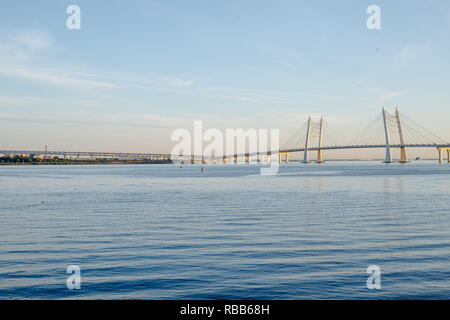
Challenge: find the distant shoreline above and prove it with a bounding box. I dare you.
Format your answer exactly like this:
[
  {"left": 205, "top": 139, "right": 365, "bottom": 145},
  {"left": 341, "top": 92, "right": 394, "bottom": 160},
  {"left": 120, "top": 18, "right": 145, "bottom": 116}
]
[
  {"left": 1, "top": 160, "right": 441, "bottom": 166},
  {"left": 0, "top": 159, "right": 173, "bottom": 165}
]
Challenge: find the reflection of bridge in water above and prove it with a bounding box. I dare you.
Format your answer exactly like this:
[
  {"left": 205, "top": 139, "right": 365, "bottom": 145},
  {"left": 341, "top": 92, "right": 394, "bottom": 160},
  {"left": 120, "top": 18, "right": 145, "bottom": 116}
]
[{"left": 2, "top": 107, "right": 450, "bottom": 164}]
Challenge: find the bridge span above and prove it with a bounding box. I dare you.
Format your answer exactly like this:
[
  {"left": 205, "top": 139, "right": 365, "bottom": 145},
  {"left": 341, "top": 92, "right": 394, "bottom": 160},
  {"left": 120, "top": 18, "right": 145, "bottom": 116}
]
[
  {"left": 2, "top": 107, "right": 450, "bottom": 164},
  {"left": 276, "top": 144, "right": 450, "bottom": 164},
  {"left": 220, "top": 107, "right": 450, "bottom": 164},
  {"left": 0, "top": 149, "right": 171, "bottom": 161}
]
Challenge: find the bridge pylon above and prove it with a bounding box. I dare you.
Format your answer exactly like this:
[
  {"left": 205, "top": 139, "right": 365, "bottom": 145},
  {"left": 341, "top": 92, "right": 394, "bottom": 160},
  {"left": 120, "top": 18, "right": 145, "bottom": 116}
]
[
  {"left": 317, "top": 116, "right": 324, "bottom": 163},
  {"left": 303, "top": 116, "right": 312, "bottom": 163},
  {"left": 302, "top": 116, "right": 325, "bottom": 164},
  {"left": 382, "top": 107, "right": 392, "bottom": 163},
  {"left": 382, "top": 107, "right": 409, "bottom": 163},
  {"left": 395, "top": 107, "right": 408, "bottom": 163}
]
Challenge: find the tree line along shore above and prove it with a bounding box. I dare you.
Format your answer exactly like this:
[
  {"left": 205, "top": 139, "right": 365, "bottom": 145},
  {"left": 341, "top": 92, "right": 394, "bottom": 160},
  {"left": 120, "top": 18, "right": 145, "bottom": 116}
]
[{"left": 0, "top": 155, "right": 173, "bottom": 165}]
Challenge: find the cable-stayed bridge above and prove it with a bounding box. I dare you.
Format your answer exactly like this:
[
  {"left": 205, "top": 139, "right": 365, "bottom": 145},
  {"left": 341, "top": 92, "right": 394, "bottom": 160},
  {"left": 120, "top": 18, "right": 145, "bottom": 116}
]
[
  {"left": 276, "top": 107, "right": 450, "bottom": 164},
  {"left": 218, "top": 107, "right": 450, "bottom": 164},
  {"left": 1, "top": 107, "right": 450, "bottom": 164}
]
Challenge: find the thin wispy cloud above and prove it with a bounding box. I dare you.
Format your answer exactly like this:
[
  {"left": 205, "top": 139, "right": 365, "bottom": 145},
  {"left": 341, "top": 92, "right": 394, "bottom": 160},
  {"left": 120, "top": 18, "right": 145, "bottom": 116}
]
[
  {"left": 392, "top": 43, "right": 433, "bottom": 68},
  {"left": 0, "top": 114, "right": 176, "bottom": 129},
  {"left": 259, "top": 42, "right": 302, "bottom": 59},
  {"left": 380, "top": 91, "right": 408, "bottom": 102},
  {"left": 0, "top": 65, "right": 124, "bottom": 89},
  {"left": 0, "top": 63, "right": 338, "bottom": 106},
  {"left": 0, "top": 28, "right": 338, "bottom": 106},
  {"left": 0, "top": 29, "right": 52, "bottom": 62},
  {"left": 16, "top": 30, "right": 52, "bottom": 52}
]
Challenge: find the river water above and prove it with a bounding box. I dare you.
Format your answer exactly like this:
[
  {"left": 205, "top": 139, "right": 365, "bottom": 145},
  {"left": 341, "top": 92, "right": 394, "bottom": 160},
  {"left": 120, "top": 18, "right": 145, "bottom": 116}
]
[{"left": 0, "top": 162, "right": 449, "bottom": 299}]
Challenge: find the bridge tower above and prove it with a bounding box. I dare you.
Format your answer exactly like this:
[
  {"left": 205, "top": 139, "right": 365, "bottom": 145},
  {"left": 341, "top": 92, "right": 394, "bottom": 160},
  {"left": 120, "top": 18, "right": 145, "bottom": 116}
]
[
  {"left": 303, "top": 116, "right": 312, "bottom": 163},
  {"left": 317, "top": 116, "right": 324, "bottom": 163},
  {"left": 382, "top": 107, "right": 392, "bottom": 163},
  {"left": 395, "top": 107, "right": 408, "bottom": 163}
]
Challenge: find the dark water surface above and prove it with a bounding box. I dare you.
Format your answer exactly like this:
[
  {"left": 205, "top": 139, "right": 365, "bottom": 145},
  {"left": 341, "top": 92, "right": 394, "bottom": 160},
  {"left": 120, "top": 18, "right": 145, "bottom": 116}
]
[{"left": 0, "top": 162, "right": 449, "bottom": 299}]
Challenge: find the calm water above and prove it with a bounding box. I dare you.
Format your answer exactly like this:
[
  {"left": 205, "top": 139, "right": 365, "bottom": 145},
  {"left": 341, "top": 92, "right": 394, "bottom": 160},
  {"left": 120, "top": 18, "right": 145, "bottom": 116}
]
[{"left": 0, "top": 162, "right": 449, "bottom": 299}]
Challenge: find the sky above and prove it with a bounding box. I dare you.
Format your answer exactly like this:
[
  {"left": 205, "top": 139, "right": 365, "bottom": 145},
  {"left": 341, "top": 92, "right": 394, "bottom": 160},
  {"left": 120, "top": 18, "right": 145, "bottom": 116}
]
[{"left": 0, "top": 0, "right": 450, "bottom": 157}]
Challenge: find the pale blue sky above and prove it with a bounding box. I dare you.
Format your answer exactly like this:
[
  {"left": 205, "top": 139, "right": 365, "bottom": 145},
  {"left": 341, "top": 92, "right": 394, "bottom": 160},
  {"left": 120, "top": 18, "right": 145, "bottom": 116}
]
[{"left": 0, "top": 0, "right": 450, "bottom": 153}]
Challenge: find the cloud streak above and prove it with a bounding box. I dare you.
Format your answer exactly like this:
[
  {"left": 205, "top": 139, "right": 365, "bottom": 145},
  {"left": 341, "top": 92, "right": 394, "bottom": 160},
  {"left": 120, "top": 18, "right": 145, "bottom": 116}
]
[
  {"left": 0, "top": 63, "right": 339, "bottom": 106},
  {"left": 0, "top": 65, "right": 124, "bottom": 89},
  {"left": 380, "top": 91, "right": 408, "bottom": 102},
  {"left": 0, "top": 29, "right": 52, "bottom": 62},
  {"left": 0, "top": 114, "right": 174, "bottom": 129}
]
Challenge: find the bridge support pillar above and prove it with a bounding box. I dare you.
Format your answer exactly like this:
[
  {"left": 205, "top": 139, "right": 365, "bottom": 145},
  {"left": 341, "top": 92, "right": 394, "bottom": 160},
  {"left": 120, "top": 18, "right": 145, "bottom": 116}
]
[
  {"left": 259, "top": 154, "right": 265, "bottom": 164},
  {"left": 438, "top": 147, "right": 450, "bottom": 164},
  {"left": 279, "top": 152, "right": 289, "bottom": 164},
  {"left": 400, "top": 147, "right": 407, "bottom": 163},
  {"left": 317, "top": 150, "right": 323, "bottom": 163}
]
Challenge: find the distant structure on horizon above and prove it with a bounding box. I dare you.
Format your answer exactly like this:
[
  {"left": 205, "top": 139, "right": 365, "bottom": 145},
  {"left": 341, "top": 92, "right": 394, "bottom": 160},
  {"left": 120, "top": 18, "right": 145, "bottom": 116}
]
[{"left": 1, "top": 107, "right": 450, "bottom": 164}]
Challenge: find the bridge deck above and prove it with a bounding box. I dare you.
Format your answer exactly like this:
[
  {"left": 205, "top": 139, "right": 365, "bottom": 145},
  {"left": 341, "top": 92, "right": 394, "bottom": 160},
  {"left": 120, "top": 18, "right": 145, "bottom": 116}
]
[
  {"left": 0, "top": 150, "right": 170, "bottom": 158},
  {"left": 280, "top": 143, "right": 450, "bottom": 153},
  {"left": 2, "top": 144, "right": 450, "bottom": 160}
]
